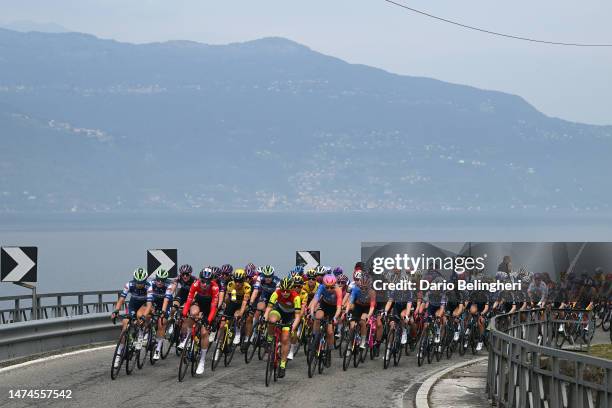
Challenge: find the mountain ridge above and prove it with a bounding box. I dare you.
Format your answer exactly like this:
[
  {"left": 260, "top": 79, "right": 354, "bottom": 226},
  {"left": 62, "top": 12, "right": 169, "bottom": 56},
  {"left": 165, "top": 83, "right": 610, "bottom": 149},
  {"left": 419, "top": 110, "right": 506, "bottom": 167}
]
[{"left": 0, "top": 28, "right": 610, "bottom": 213}]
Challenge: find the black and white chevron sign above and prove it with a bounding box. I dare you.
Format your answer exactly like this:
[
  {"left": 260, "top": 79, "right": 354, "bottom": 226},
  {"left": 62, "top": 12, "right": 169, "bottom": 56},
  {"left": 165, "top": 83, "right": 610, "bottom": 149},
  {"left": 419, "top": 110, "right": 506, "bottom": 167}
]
[
  {"left": 147, "top": 249, "right": 177, "bottom": 278},
  {"left": 296, "top": 251, "right": 320, "bottom": 271},
  {"left": 1, "top": 246, "right": 38, "bottom": 283}
]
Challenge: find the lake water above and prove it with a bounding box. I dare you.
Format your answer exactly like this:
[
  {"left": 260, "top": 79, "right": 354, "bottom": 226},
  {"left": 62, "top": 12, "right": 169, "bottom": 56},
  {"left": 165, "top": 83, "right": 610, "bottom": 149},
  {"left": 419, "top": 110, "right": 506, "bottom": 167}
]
[{"left": 1, "top": 212, "right": 611, "bottom": 296}]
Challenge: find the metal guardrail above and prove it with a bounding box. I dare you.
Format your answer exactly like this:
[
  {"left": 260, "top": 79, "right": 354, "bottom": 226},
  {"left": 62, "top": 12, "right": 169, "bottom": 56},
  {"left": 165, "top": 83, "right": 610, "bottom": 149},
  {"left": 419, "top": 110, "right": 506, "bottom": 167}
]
[
  {"left": 487, "top": 308, "right": 611, "bottom": 408},
  {"left": 0, "top": 291, "right": 120, "bottom": 324},
  {"left": 0, "top": 313, "right": 119, "bottom": 362}
]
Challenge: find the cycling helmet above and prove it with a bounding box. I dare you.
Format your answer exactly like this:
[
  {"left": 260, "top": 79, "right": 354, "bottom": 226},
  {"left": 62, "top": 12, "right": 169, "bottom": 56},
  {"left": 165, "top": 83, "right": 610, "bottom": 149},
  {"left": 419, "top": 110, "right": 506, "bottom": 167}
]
[
  {"left": 246, "top": 267, "right": 257, "bottom": 279},
  {"left": 279, "top": 277, "right": 293, "bottom": 291},
  {"left": 306, "top": 269, "right": 317, "bottom": 279},
  {"left": 133, "top": 267, "right": 148, "bottom": 282},
  {"left": 245, "top": 262, "right": 256, "bottom": 273},
  {"left": 200, "top": 267, "right": 213, "bottom": 280},
  {"left": 155, "top": 268, "right": 169, "bottom": 281},
  {"left": 315, "top": 265, "right": 326, "bottom": 276},
  {"left": 322, "top": 274, "right": 337, "bottom": 287},
  {"left": 210, "top": 266, "right": 221, "bottom": 277},
  {"left": 261, "top": 265, "right": 275, "bottom": 277},
  {"left": 354, "top": 261, "right": 364, "bottom": 271},
  {"left": 291, "top": 265, "right": 304, "bottom": 275},
  {"left": 220, "top": 264, "right": 233, "bottom": 275},
  {"left": 179, "top": 264, "right": 193, "bottom": 275},
  {"left": 233, "top": 268, "right": 246, "bottom": 281},
  {"left": 358, "top": 274, "right": 371, "bottom": 288},
  {"left": 337, "top": 274, "right": 349, "bottom": 286},
  {"left": 332, "top": 266, "right": 343, "bottom": 276},
  {"left": 292, "top": 275, "right": 304, "bottom": 287}
]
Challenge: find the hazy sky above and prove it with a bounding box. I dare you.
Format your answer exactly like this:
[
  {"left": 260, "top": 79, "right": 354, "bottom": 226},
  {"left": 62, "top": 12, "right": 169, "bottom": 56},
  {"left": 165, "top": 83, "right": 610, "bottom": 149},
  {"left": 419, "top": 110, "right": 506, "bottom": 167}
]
[{"left": 2, "top": 0, "right": 611, "bottom": 125}]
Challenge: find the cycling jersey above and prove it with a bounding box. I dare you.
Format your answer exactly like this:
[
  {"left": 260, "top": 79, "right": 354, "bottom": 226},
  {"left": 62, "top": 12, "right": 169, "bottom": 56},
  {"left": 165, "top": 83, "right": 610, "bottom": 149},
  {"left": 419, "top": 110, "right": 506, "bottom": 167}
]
[
  {"left": 314, "top": 284, "right": 343, "bottom": 308},
  {"left": 527, "top": 281, "right": 548, "bottom": 303},
  {"left": 121, "top": 280, "right": 153, "bottom": 302},
  {"left": 150, "top": 280, "right": 173, "bottom": 309},
  {"left": 268, "top": 289, "right": 301, "bottom": 313},
  {"left": 173, "top": 275, "right": 196, "bottom": 304},
  {"left": 226, "top": 281, "right": 252, "bottom": 301},
  {"left": 183, "top": 280, "right": 220, "bottom": 324},
  {"left": 253, "top": 275, "right": 279, "bottom": 301},
  {"left": 300, "top": 281, "right": 319, "bottom": 303},
  {"left": 349, "top": 285, "right": 376, "bottom": 308}
]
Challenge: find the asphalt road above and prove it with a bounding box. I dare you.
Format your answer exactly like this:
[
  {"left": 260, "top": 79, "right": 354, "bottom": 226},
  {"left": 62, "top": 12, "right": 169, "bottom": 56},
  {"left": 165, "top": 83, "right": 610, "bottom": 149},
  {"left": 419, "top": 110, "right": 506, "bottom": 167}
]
[{"left": 0, "top": 339, "right": 480, "bottom": 408}]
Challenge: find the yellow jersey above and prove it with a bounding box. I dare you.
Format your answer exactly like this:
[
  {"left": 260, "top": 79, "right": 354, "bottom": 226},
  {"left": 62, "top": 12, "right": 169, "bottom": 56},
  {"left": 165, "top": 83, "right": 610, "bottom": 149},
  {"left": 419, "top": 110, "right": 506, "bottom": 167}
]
[
  {"left": 300, "top": 281, "right": 319, "bottom": 305},
  {"left": 226, "top": 281, "right": 252, "bottom": 302}
]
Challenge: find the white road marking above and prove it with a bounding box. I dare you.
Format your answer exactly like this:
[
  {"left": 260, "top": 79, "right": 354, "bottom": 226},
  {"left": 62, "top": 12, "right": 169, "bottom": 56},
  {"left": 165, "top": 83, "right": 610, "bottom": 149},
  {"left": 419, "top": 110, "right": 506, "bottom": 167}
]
[{"left": 0, "top": 345, "right": 114, "bottom": 374}]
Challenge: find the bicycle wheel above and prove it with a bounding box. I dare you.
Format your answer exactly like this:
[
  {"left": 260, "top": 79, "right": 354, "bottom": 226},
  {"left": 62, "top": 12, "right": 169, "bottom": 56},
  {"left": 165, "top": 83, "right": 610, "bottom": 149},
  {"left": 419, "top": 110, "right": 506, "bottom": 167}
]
[
  {"left": 265, "top": 341, "right": 275, "bottom": 387},
  {"left": 111, "top": 331, "right": 128, "bottom": 380},
  {"left": 178, "top": 336, "right": 192, "bottom": 382},
  {"left": 307, "top": 334, "right": 320, "bottom": 378},
  {"left": 383, "top": 327, "right": 394, "bottom": 369},
  {"left": 273, "top": 344, "right": 279, "bottom": 382},
  {"left": 426, "top": 335, "right": 433, "bottom": 364},
  {"left": 417, "top": 335, "right": 426, "bottom": 367},
  {"left": 136, "top": 326, "right": 149, "bottom": 369},
  {"left": 317, "top": 347, "right": 325, "bottom": 374},
  {"left": 458, "top": 330, "right": 466, "bottom": 356},
  {"left": 225, "top": 338, "right": 237, "bottom": 367},
  {"left": 148, "top": 333, "right": 158, "bottom": 366},
  {"left": 245, "top": 326, "right": 260, "bottom": 364},
  {"left": 393, "top": 333, "right": 402, "bottom": 367},
  {"left": 208, "top": 337, "right": 222, "bottom": 371},
  {"left": 190, "top": 336, "right": 202, "bottom": 376},
  {"left": 342, "top": 330, "right": 354, "bottom": 371},
  {"left": 160, "top": 319, "right": 175, "bottom": 359}
]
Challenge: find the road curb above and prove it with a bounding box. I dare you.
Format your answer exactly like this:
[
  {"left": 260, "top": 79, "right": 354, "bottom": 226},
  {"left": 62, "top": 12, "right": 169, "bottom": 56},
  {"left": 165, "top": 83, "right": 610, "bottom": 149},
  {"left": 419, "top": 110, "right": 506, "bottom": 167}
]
[{"left": 414, "top": 356, "right": 488, "bottom": 408}]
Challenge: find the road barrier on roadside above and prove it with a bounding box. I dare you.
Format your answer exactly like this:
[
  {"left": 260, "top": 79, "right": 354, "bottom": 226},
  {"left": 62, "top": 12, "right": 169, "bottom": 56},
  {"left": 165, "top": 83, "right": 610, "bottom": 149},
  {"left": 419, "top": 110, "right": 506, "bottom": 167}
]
[
  {"left": 487, "top": 308, "right": 611, "bottom": 408},
  {"left": 0, "top": 313, "right": 119, "bottom": 362},
  {"left": 0, "top": 290, "right": 120, "bottom": 324}
]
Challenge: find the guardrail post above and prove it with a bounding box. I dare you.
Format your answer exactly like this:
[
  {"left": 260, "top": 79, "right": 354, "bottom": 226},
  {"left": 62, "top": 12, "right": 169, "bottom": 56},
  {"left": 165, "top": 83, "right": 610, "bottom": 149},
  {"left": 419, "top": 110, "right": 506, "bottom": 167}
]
[
  {"left": 98, "top": 294, "right": 103, "bottom": 313},
  {"left": 78, "top": 294, "right": 84, "bottom": 315},
  {"left": 14, "top": 298, "right": 20, "bottom": 323},
  {"left": 56, "top": 295, "right": 62, "bottom": 317}
]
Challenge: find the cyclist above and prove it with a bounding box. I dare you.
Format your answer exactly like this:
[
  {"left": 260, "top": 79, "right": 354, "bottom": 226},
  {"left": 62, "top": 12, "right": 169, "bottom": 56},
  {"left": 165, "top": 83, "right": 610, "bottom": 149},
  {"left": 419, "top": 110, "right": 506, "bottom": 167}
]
[
  {"left": 383, "top": 268, "right": 412, "bottom": 345},
  {"left": 220, "top": 268, "right": 251, "bottom": 347},
  {"left": 310, "top": 274, "right": 342, "bottom": 360},
  {"left": 150, "top": 269, "right": 173, "bottom": 360},
  {"left": 314, "top": 265, "right": 326, "bottom": 284},
  {"left": 171, "top": 264, "right": 196, "bottom": 313},
  {"left": 468, "top": 274, "right": 493, "bottom": 351},
  {"left": 248, "top": 265, "right": 278, "bottom": 344},
  {"left": 111, "top": 267, "right": 153, "bottom": 366},
  {"left": 217, "top": 264, "right": 233, "bottom": 309},
  {"left": 527, "top": 273, "right": 548, "bottom": 307},
  {"left": 422, "top": 268, "right": 448, "bottom": 353},
  {"left": 345, "top": 271, "right": 376, "bottom": 349},
  {"left": 180, "top": 267, "right": 219, "bottom": 375},
  {"left": 264, "top": 277, "right": 301, "bottom": 378}
]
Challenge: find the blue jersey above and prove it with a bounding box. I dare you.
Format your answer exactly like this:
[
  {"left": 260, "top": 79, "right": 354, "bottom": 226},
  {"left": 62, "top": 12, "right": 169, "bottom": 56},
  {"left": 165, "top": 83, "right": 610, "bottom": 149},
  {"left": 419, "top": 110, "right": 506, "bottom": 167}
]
[
  {"left": 121, "top": 280, "right": 153, "bottom": 302},
  {"left": 314, "top": 284, "right": 342, "bottom": 306},
  {"left": 150, "top": 280, "right": 173, "bottom": 303},
  {"left": 349, "top": 285, "right": 372, "bottom": 306},
  {"left": 253, "top": 275, "right": 279, "bottom": 297}
]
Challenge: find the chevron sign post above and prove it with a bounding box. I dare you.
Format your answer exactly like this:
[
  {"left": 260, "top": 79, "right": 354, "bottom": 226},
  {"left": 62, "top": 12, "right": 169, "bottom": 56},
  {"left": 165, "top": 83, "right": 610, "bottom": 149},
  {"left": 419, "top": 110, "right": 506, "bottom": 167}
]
[
  {"left": 296, "top": 251, "right": 320, "bottom": 271},
  {"left": 147, "top": 249, "right": 177, "bottom": 279},
  {"left": 1, "top": 246, "right": 38, "bottom": 284}
]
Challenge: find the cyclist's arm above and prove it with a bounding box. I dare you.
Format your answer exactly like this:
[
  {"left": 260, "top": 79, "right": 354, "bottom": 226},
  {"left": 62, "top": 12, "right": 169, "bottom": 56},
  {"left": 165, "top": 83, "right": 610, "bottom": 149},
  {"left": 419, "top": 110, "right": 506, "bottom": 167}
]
[
  {"left": 161, "top": 283, "right": 174, "bottom": 315},
  {"left": 334, "top": 287, "right": 343, "bottom": 318},
  {"left": 182, "top": 282, "right": 197, "bottom": 317},
  {"left": 264, "top": 291, "right": 278, "bottom": 321},
  {"left": 207, "top": 283, "right": 219, "bottom": 324},
  {"left": 292, "top": 295, "right": 302, "bottom": 331},
  {"left": 367, "top": 289, "right": 376, "bottom": 319},
  {"left": 114, "top": 282, "right": 130, "bottom": 312}
]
